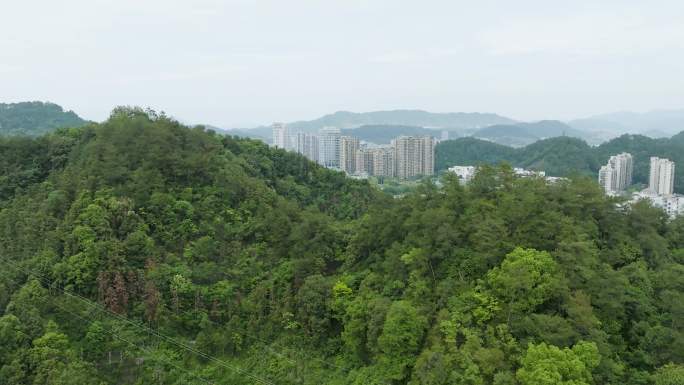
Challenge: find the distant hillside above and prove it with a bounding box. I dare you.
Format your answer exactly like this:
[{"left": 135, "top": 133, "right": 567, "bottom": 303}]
[
  {"left": 436, "top": 136, "right": 597, "bottom": 177},
  {"left": 569, "top": 109, "right": 684, "bottom": 138},
  {"left": 0, "top": 101, "right": 88, "bottom": 136},
  {"left": 204, "top": 124, "right": 271, "bottom": 142},
  {"left": 341, "top": 125, "right": 442, "bottom": 144},
  {"left": 437, "top": 132, "right": 684, "bottom": 192},
  {"left": 519, "top": 136, "right": 598, "bottom": 177},
  {"left": 232, "top": 109, "right": 515, "bottom": 137},
  {"left": 473, "top": 120, "right": 587, "bottom": 147},
  {"left": 595, "top": 134, "right": 684, "bottom": 191},
  {"left": 288, "top": 110, "right": 516, "bottom": 131},
  {"left": 435, "top": 137, "right": 516, "bottom": 168}
]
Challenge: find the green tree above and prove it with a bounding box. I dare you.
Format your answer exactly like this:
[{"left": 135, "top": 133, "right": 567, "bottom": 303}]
[
  {"left": 377, "top": 300, "right": 427, "bottom": 381},
  {"left": 516, "top": 341, "right": 600, "bottom": 385},
  {"left": 485, "top": 247, "right": 562, "bottom": 317}
]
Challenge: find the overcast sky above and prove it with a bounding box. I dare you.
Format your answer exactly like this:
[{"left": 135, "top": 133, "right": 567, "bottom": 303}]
[{"left": 3, "top": 0, "right": 684, "bottom": 127}]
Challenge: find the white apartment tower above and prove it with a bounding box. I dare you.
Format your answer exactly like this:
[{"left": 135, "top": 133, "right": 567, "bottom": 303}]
[
  {"left": 649, "top": 157, "right": 675, "bottom": 196},
  {"left": 340, "top": 136, "right": 360, "bottom": 174},
  {"left": 392, "top": 136, "right": 435, "bottom": 179},
  {"left": 598, "top": 152, "right": 633, "bottom": 193},
  {"left": 598, "top": 165, "right": 617, "bottom": 193},
  {"left": 319, "top": 127, "right": 341, "bottom": 169},
  {"left": 272, "top": 123, "right": 288, "bottom": 149},
  {"left": 294, "top": 133, "right": 319, "bottom": 163},
  {"left": 608, "top": 153, "right": 633, "bottom": 191}
]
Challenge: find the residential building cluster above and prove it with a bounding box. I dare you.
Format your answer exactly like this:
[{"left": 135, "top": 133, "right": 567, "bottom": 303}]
[
  {"left": 447, "top": 165, "right": 557, "bottom": 185},
  {"left": 596, "top": 152, "right": 682, "bottom": 217},
  {"left": 272, "top": 123, "right": 435, "bottom": 179},
  {"left": 629, "top": 157, "right": 681, "bottom": 217}
]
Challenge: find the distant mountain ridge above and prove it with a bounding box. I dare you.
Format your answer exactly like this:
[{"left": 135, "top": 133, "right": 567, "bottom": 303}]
[
  {"left": 568, "top": 109, "right": 684, "bottom": 139},
  {"left": 224, "top": 111, "right": 608, "bottom": 147},
  {"left": 0, "top": 101, "right": 88, "bottom": 136},
  {"left": 472, "top": 120, "right": 587, "bottom": 147},
  {"left": 226, "top": 109, "right": 517, "bottom": 142},
  {"left": 286, "top": 109, "right": 517, "bottom": 131},
  {"left": 341, "top": 125, "right": 442, "bottom": 144},
  {"left": 225, "top": 108, "right": 684, "bottom": 146}
]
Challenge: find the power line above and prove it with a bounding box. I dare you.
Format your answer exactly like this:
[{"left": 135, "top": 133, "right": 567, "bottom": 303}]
[
  {"left": 2, "top": 257, "right": 276, "bottom": 385},
  {"left": 6, "top": 254, "right": 347, "bottom": 374},
  {"left": 47, "top": 296, "right": 216, "bottom": 385}
]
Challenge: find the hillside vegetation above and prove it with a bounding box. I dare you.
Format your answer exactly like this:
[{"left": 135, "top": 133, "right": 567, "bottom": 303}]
[
  {"left": 472, "top": 120, "right": 586, "bottom": 147},
  {"left": 0, "top": 108, "right": 682, "bottom": 384},
  {"left": 0, "top": 101, "right": 87, "bottom": 136}
]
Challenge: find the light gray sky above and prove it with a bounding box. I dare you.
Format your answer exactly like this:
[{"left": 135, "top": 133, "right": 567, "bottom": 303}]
[{"left": 3, "top": 0, "right": 684, "bottom": 127}]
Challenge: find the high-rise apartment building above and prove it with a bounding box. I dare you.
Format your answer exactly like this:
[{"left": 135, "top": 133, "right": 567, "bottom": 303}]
[
  {"left": 340, "top": 136, "right": 360, "bottom": 174},
  {"left": 354, "top": 147, "right": 395, "bottom": 177},
  {"left": 272, "top": 122, "right": 288, "bottom": 149},
  {"left": 356, "top": 148, "right": 374, "bottom": 175},
  {"left": 373, "top": 147, "right": 395, "bottom": 178},
  {"left": 294, "top": 132, "right": 319, "bottom": 163},
  {"left": 319, "top": 127, "right": 341, "bottom": 168},
  {"left": 608, "top": 153, "right": 633, "bottom": 191},
  {"left": 598, "top": 165, "right": 617, "bottom": 193},
  {"left": 649, "top": 157, "right": 675, "bottom": 195},
  {"left": 392, "top": 136, "right": 435, "bottom": 179},
  {"left": 598, "top": 153, "right": 633, "bottom": 193}
]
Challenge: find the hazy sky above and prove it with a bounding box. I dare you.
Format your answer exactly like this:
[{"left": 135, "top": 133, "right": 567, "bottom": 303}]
[{"left": 3, "top": 0, "right": 684, "bottom": 127}]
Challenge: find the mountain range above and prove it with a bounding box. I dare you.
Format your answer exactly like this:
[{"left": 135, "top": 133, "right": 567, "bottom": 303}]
[
  {"left": 226, "top": 110, "right": 517, "bottom": 144},
  {"left": 5, "top": 102, "right": 684, "bottom": 150},
  {"left": 569, "top": 110, "right": 684, "bottom": 139},
  {"left": 225, "top": 108, "right": 684, "bottom": 147}
]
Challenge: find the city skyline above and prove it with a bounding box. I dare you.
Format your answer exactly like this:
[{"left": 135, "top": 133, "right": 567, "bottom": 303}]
[{"left": 272, "top": 123, "right": 436, "bottom": 179}]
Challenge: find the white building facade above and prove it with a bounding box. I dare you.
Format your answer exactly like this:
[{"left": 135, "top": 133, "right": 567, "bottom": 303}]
[
  {"left": 272, "top": 123, "right": 288, "bottom": 149},
  {"left": 598, "top": 153, "right": 633, "bottom": 194},
  {"left": 649, "top": 157, "right": 675, "bottom": 196},
  {"left": 319, "top": 127, "right": 342, "bottom": 169}
]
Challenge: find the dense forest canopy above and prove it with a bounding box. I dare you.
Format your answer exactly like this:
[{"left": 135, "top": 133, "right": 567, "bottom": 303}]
[
  {"left": 0, "top": 108, "right": 683, "bottom": 384},
  {"left": 0, "top": 102, "right": 87, "bottom": 136},
  {"left": 436, "top": 134, "right": 684, "bottom": 193}
]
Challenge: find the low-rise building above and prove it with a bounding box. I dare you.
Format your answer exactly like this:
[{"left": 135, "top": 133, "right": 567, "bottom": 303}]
[
  {"left": 630, "top": 190, "right": 684, "bottom": 218},
  {"left": 448, "top": 165, "right": 560, "bottom": 185},
  {"left": 448, "top": 166, "right": 477, "bottom": 185}
]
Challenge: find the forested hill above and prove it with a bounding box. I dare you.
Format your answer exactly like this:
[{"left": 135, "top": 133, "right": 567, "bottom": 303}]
[
  {"left": 437, "top": 133, "right": 684, "bottom": 193},
  {"left": 0, "top": 101, "right": 88, "bottom": 136},
  {"left": 341, "top": 125, "right": 441, "bottom": 144},
  {"left": 1, "top": 108, "right": 683, "bottom": 384}
]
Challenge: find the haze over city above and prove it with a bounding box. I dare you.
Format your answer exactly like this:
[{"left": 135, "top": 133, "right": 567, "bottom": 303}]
[{"left": 4, "top": 0, "right": 684, "bottom": 126}]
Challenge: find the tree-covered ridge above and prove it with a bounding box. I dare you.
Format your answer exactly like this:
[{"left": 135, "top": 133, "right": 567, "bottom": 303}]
[
  {"left": 437, "top": 133, "right": 684, "bottom": 192},
  {"left": 0, "top": 109, "right": 682, "bottom": 384},
  {"left": 0, "top": 101, "right": 87, "bottom": 136}
]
